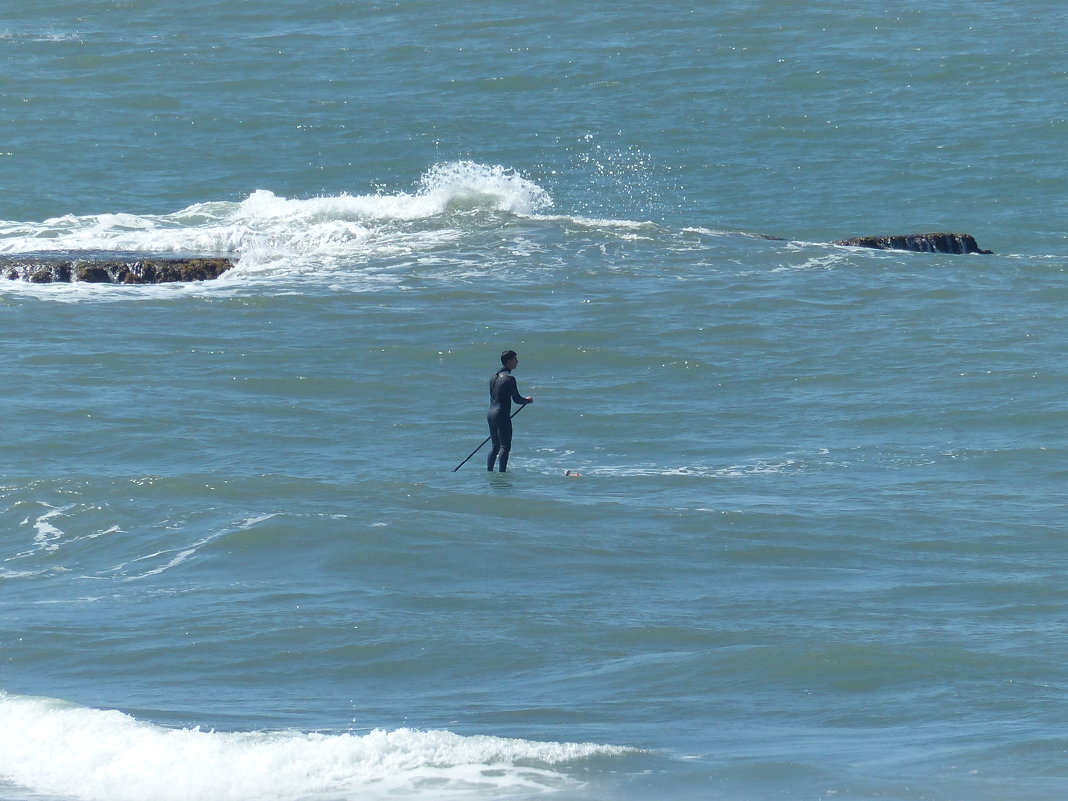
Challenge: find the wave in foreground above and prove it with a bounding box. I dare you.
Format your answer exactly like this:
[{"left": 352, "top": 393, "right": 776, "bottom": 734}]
[{"left": 0, "top": 692, "right": 628, "bottom": 801}]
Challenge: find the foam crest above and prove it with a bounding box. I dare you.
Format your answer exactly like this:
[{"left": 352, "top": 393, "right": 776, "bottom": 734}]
[
  {"left": 0, "top": 693, "right": 626, "bottom": 801},
  {"left": 0, "top": 162, "right": 553, "bottom": 274},
  {"left": 417, "top": 161, "right": 552, "bottom": 216}
]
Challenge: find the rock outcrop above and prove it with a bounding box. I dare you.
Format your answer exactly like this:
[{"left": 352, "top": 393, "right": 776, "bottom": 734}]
[
  {"left": 0, "top": 232, "right": 995, "bottom": 286},
  {"left": 833, "top": 233, "right": 992, "bottom": 254},
  {"left": 1, "top": 255, "right": 234, "bottom": 283}
]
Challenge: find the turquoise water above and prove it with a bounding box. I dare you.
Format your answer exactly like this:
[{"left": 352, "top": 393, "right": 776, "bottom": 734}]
[{"left": 2, "top": 2, "right": 1068, "bottom": 800}]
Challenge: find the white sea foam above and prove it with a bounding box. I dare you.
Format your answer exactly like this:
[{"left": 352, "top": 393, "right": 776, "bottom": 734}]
[
  {"left": 0, "top": 692, "right": 627, "bottom": 801},
  {"left": 0, "top": 162, "right": 691, "bottom": 297},
  {"left": 0, "top": 162, "right": 554, "bottom": 279},
  {"left": 13, "top": 504, "right": 74, "bottom": 556},
  {"left": 530, "top": 456, "right": 809, "bottom": 479},
  {"left": 28, "top": 506, "right": 68, "bottom": 552}
]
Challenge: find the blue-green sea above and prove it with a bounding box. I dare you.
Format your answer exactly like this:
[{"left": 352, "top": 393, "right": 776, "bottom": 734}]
[{"left": 2, "top": 2, "right": 1067, "bottom": 800}]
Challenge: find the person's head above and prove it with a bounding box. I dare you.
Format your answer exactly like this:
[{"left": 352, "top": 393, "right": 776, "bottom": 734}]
[{"left": 500, "top": 349, "right": 518, "bottom": 368}]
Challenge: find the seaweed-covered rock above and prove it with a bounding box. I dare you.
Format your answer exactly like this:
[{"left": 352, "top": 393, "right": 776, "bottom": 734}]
[
  {"left": 26, "top": 262, "right": 73, "bottom": 283},
  {"left": 76, "top": 265, "right": 113, "bottom": 283},
  {"left": 1, "top": 254, "right": 235, "bottom": 283},
  {"left": 834, "top": 233, "right": 992, "bottom": 254}
]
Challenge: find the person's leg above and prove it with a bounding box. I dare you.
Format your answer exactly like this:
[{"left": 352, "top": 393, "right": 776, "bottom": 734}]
[
  {"left": 497, "top": 417, "right": 513, "bottom": 472},
  {"left": 487, "top": 420, "right": 501, "bottom": 470}
]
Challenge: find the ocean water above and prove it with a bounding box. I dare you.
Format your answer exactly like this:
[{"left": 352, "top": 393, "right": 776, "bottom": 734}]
[{"left": 2, "top": 2, "right": 1067, "bottom": 800}]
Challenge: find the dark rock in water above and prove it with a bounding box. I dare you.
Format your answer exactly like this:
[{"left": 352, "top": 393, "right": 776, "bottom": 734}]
[
  {"left": 76, "top": 265, "right": 112, "bottom": 283},
  {"left": 0, "top": 254, "right": 235, "bottom": 283},
  {"left": 833, "top": 233, "right": 992, "bottom": 255},
  {"left": 29, "top": 263, "right": 70, "bottom": 283}
]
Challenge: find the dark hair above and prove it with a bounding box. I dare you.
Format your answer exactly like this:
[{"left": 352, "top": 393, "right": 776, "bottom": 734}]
[{"left": 500, "top": 350, "right": 517, "bottom": 365}]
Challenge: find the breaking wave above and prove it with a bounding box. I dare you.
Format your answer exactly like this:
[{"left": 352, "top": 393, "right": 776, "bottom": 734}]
[
  {"left": 0, "top": 692, "right": 629, "bottom": 801},
  {"left": 0, "top": 162, "right": 554, "bottom": 278}
]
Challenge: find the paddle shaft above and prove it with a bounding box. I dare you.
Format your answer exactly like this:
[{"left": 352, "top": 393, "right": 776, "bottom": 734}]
[{"left": 452, "top": 403, "right": 526, "bottom": 472}]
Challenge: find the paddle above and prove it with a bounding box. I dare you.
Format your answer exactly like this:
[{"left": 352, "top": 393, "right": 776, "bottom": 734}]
[{"left": 452, "top": 403, "right": 527, "bottom": 472}]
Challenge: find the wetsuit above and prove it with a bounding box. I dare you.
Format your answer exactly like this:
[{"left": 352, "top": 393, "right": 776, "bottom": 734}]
[{"left": 487, "top": 367, "right": 531, "bottom": 471}]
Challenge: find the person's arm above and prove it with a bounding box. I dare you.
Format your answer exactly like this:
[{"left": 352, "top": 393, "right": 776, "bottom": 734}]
[{"left": 508, "top": 375, "right": 532, "bottom": 404}]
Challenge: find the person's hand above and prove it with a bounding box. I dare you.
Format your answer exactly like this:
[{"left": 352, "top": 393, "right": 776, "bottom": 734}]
[{"left": 525, "top": 396, "right": 533, "bottom": 403}]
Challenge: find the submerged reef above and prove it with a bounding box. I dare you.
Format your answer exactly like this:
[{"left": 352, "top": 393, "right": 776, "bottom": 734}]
[{"left": 1, "top": 254, "right": 234, "bottom": 284}]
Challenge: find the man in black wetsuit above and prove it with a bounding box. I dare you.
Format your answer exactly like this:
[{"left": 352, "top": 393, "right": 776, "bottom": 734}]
[{"left": 487, "top": 350, "right": 533, "bottom": 472}]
